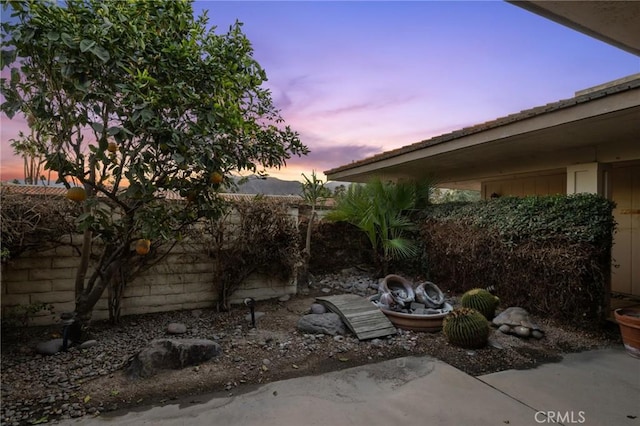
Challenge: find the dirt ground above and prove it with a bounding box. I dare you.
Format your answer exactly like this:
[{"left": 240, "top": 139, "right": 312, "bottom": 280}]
[{"left": 83, "top": 289, "right": 620, "bottom": 415}]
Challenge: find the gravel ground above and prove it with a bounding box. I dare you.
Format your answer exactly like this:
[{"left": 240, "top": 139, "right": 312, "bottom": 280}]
[{"left": 0, "top": 270, "right": 621, "bottom": 426}]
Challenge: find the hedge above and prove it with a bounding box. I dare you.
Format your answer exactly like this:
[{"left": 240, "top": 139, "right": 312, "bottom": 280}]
[{"left": 417, "top": 194, "right": 615, "bottom": 326}]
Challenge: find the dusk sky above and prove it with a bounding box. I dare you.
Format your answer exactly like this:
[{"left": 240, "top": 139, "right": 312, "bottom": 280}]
[{"left": 1, "top": 1, "right": 638, "bottom": 183}]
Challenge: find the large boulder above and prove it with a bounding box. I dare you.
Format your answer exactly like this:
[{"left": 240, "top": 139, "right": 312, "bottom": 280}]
[
  {"left": 125, "top": 339, "right": 221, "bottom": 378},
  {"left": 297, "top": 313, "right": 346, "bottom": 336}
]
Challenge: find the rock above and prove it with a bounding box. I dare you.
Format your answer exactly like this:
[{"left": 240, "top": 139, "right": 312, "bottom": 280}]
[
  {"left": 310, "top": 303, "right": 327, "bottom": 314},
  {"left": 167, "top": 323, "right": 187, "bottom": 334},
  {"left": 36, "top": 339, "right": 64, "bottom": 356},
  {"left": 498, "top": 324, "right": 512, "bottom": 334},
  {"left": 278, "top": 294, "right": 291, "bottom": 302},
  {"left": 488, "top": 339, "right": 504, "bottom": 350},
  {"left": 410, "top": 302, "right": 426, "bottom": 311},
  {"left": 370, "top": 338, "right": 383, "bottom": 348},
  {"left": 339, "top": 282, "right": 354, "bottom": 290},
  {"left": 340, "top": 267, "right": 359, "bottom": 275},
  {"left": 297, "top": 313, "right": 346, "bottom": 336},
  {"left": 514, "top": 326, "right": 530, "bottom": 337},
  {"left": 320, "top": 288, "right": 331, "bottom": 294},
  {"left": 79, "top": 340, "right": 98, "bottom": 349},
  {"left": 191, "top": 310, "right": 203, "bottom": 318},
  {"left": 531, "top": 330, "right": 544, "bottom": 339},
  {"left": 125, "top": 339, "right": 221, "bottom": 379},
  {"left": 354, "top": 282, "right": 370, "bottom": 292},
  {"left": 333, "top": 335, "right": 345, "bottom": 342}
]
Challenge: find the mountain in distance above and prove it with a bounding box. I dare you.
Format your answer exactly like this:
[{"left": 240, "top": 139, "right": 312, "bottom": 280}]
[{"left": 231, "top": 175, "right": 344, "bottom": 196}]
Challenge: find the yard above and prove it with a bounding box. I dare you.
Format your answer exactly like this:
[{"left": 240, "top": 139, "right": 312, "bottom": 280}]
[{"left": 0, "top": 269, "right": 621, "bottom": 426}]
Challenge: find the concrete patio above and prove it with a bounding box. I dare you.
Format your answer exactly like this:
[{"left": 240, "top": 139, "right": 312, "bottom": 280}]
[{"left": 57, "top": 347, "right": 639, "bottom": 426}]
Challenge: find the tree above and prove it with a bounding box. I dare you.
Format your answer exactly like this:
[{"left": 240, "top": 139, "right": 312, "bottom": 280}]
[
  {"left": 298, "top": 171, "right": 329, "bottom": 286},
  {"left": 300, "top": 170, "right": 329, "bottom": 256},
  {"left": 1, "top": 0, "right": 307, "bottom": 325},
  {"left": 432, "top": 188, "right": 480, "bottom": 203},
  {"left": 326, "top": 178, "right": 432, "bottom": 276},
  {"left": 9, "top": 118, "right": 49, "bottom": 185}
]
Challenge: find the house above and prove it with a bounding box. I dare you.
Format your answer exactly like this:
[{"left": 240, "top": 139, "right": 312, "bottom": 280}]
[{"left": 325, "top": 2, "right": 640, "bottom": 299}]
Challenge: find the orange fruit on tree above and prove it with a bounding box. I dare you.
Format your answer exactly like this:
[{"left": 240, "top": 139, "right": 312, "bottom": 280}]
[
  {"left": 135, "top": 239, "right": 151, "bottom": 255},
  {"left": 209, "top": 171, "right": 223, "bottom": 185},
  {"left": 66, "top": 187, "right": 87, "bottom": 202},
  {"left": 107, "top": 141, "right": 118, "bottom": 153}
]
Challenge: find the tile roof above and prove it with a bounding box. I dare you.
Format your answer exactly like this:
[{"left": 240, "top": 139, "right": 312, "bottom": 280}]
[{"left": 325, "top": 75, "right": 640, "bottom": 175}]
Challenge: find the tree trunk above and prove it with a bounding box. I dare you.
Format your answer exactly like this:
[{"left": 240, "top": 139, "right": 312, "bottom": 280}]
[{"left": 305, "top": 207, "right": 316, "bottom": 256}]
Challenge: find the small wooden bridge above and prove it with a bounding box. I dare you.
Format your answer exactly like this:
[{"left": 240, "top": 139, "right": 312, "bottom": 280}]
[{"left": 316, "top": 294, "right": 397, "bottom": 341}]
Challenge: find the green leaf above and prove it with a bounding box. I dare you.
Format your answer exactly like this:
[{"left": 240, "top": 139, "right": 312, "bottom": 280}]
[
  {"left": 0, "top": 49, "right": 17, "bottom": 68},
  {"left": 10, "top": 67, "right": 19, "bottom": 84},
  {"left": 79, "top": 39, "right": 96, "bottom": 52},
  {"left": 90, "top": 122, "right": 104, "bottom": 133},
  {"left": 106, "top": 126, "right": 120, "bottom": 136},
  {"left": 90, "top": 45, "right": 110, "bottom": 62},
  {"left": 46, "top": 31, "right": 60, "bottom": 41},
  {"left": 61, "top": 33, "right": 74, "bottom": 48},
  {"left": 140, "top": 109, "right": 154, "bottom": 122}
]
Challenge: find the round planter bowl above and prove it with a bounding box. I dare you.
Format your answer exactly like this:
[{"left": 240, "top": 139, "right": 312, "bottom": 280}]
[
  {"left": 614, "top": 308, "right": 640, "bottom": 359},
  {"left": 370, "top": 295, "right": 452, "bottom": 332}
]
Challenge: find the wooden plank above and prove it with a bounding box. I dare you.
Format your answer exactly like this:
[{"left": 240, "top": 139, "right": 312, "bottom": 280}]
[{"left": 316, "top": 294, "right": 396, "bottom": 341}]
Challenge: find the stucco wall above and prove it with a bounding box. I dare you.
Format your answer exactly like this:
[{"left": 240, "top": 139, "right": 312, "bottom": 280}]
[
  {"left": 0, "top": 238, "right": 297, "bottom": 326},
  {"left": 1, "top": 199, "right": 300, "bottom": 326}
]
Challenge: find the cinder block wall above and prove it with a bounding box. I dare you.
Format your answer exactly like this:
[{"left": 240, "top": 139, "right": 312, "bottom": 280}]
[{"left": 1, "top": 206, "right": 300, "bottom": 326}]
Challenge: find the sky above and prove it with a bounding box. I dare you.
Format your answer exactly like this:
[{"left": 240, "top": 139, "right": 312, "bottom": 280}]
[{"left": 1, "top": 0, "right": 638, "bottom": 183}]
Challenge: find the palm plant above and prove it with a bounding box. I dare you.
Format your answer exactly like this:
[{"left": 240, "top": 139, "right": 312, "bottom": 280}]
[{"left": 327, "top": 177, "right": 433, "bottom": 275}]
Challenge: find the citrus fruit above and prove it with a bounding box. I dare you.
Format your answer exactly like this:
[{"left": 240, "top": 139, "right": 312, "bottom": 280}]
[
  {"left": 135, "top": 239, "right": 151, "bottom": 255},
  {"left": 66, "top": 187, "right": 86, "bottom": 202},
  {"left": 209, "top": 172, "right": 223, "bottom": 185}
]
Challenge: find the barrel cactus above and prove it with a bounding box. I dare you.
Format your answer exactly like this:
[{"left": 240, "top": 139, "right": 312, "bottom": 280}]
[
  {"left": 443, "top": 307, "right": 490, "bottom": 349},
  {"left": 460, "top": 288, "right": 499, "bottom": 320}
]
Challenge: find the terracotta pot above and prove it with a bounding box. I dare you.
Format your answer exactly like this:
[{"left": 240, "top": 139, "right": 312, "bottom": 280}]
[
  {"left": 370, "top": 295, "right": 452, "bottom": 332},
  {"left": 614, "top": 308, "right": 640, "bottom": 359}
]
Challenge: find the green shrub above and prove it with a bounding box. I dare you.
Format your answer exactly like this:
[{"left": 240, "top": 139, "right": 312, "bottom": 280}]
[{"left": 2, "top": 302, "right": 55, "bottom": 328}]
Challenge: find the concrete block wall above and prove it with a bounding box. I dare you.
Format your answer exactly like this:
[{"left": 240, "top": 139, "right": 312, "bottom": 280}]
[{"left": 1, "top": 238, "right": 297, "bottom": 327}]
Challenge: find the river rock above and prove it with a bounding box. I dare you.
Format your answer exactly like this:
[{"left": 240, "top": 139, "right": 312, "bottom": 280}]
[
  {"left": 79, "top": 340, "right": 98, "bottom": 349},
  {"left": 125, "top": 338, "right": 221, "bottom": 378},
  {"left": 297, "top": 313, "right": 346, "bottom": 336},
  {"left": 35, "top": 339, "right": 64, "bottom": 356},
  {"left": 310, "top": 303, "right": 327, "bottom": 314},
  {"left": 167, "top": 323, "right": 187, "bottom": 334}
]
